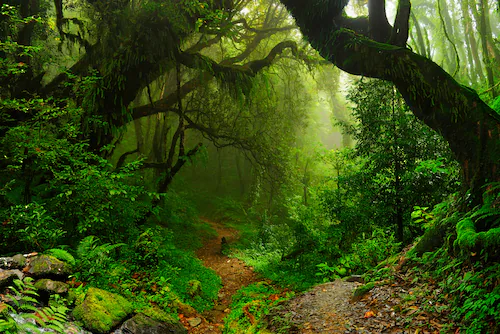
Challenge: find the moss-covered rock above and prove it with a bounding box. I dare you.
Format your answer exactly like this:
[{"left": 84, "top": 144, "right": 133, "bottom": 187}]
[
  {"left": 27, "top": 255, "right": 71, "bottom": 277},
  {"left": 45, "top": 249, "right": 76, "bottom": 267},
  {"left": 72, "top": 287, "right": 133, "bottom": 333},
  {"left": 34, "top": 278, "right": 69, "bottom": 294},
  {"left": 119, "top": 313, "right": 186, "bottom": 334},
  {"left": 12, "top": 254, "right": 26, "bottom": 268}
]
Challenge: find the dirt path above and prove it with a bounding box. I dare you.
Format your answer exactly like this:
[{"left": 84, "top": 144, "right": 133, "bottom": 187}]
[
  {"left": 270, "top": 276, "right": 452, "bottom": 333},
  {"left": 183, "top": 218, "right": 261, "bottom": 333}
]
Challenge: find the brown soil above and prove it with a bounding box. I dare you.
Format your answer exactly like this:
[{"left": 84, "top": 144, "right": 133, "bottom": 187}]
[
  {"left": 182, "top": 218, "right": 262, "bottom": 333},
  {"left": 182, "top": 220, "right": 453, "bottom": 333}
]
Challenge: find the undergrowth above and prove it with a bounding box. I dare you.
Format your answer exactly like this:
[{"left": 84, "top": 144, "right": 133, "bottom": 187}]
[{"left": 223, "top": 282, "right": 294, "bottom": 334}]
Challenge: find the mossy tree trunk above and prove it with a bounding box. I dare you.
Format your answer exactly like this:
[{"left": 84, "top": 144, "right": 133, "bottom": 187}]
[{"left": 281, "top": 0, "right": 500, "bottom": 207}]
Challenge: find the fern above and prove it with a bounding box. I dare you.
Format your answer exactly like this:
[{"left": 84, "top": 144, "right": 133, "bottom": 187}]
[
  {"left": 75, "top": 235, "right": 125, "bottom": 280},
  {"left": 1, "top": 278, "right": 69, "bottom": 333},
  {"left": 45, "top": 248, "right": 76, "bottom": 267}
]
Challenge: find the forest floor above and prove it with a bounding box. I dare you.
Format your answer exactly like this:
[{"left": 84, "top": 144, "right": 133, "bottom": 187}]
[
  {"left": 183, "top": 220, "right": 453, "bottom": 333},
  {"left": 182, "top": 218, "right": 263, "bottom": 333}
]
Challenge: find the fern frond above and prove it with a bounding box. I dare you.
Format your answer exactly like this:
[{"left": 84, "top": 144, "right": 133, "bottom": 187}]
[
  {"left": 20, "top": 296, "right": 39, "bottom": 304},
  {"left": 23, "top": 289, "right": 40, "bottom": 297},
  {"left": 46, "top": 322, "right": 65, "bottom": 333},
  {"left": 20, "top": 304, "right": 39, "bottom": 312}
]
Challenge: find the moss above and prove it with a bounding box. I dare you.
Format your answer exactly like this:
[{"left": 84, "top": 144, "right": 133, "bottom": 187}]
[
  {"left": 45, "top": 249, "right": 76, "bottom": 267},
  {"left": 187, "top": 279, "right": 202, "bottom": 297},
  {"left": 28, "top": 255, "right": 71, "bottom": 277},
  {"left": 34, "top": 279, "right": 69, "bottom": 294},
  {"left": 141, "top": 306, "right": 177, "bottom": 324},
  {"left": 352, "top": 282, "right": 375, "bottom": 300},
  {"left": 455, "top": 218, "right": 479, "bottom": 250},
  {"left": 72, "top": 287, "right": 133, "bottom": 333}
]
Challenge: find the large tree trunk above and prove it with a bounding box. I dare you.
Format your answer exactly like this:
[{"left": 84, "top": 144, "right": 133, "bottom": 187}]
[{"left": 280, "top": 0, "right": 500, "bottom": 206}]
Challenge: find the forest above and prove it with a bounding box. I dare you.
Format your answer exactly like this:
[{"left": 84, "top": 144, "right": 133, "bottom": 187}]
[{"left": 0, "top": 0, "right": 499, "bottom": 333}]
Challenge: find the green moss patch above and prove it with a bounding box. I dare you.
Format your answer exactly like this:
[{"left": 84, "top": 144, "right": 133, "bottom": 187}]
[{"left": 72, "top": 287, "right": 133, "bottom": 333}]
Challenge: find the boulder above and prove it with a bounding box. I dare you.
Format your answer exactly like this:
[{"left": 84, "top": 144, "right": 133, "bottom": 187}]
[
  {"left": 27, "top": 255, "right": 71, "bottom": 277},
  {"left": 119, "top": 313, "right": 187, "bottom": 334},
  {"left": 12, "top": 254, "right": 26, "bottom": 268},
  {"left": 0, "top": 269, "right": 23, "bottom": 289},
  {"left": 34, "top": 278, "right": 69, "bottom": 294},
  {"left": 72, "top": 287, "right": 133, "bottom": 333}
]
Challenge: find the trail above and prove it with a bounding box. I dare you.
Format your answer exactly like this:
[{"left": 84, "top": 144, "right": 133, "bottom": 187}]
[{"left": 183, "top": 218, "right": 261, "bottom": 333}]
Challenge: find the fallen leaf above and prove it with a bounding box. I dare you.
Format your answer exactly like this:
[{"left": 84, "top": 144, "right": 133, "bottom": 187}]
[{"left": 364, "top": 311, "right": 376, "bottom": 318}]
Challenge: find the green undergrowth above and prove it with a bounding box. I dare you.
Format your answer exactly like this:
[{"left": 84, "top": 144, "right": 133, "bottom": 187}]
[
  {"left": 69, "top": 223, "right": 221, "bottom": 315},
  {"left": 360, "top": 190, "right": 500, "bottom": 333},
  {"left": 228, "top": 220, "right": 400, "bottom": 291},
  {"left": 403, "top": 247, "right": 500, "bottom": 333},
  {"left": 223, "top": 282, "right": 294, "bottom": 334}
]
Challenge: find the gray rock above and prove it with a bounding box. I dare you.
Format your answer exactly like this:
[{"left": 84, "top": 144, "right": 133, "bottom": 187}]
[
  {"left": 34, "top": 278, "right": 69, "bottom": 294},
  {"left": 119, "top": 313, "right": 187, "bottom": 334},
  {"left": 12, "top": 254, "right": 26, "bottom": 268},
  {"left": 27, "top": 255, "right": 71, "bottom": 277},
  {"left": 0, "top": 269, "right": 22, "bottom": 289},
  {"left": 187, "top": 317, "right": 202, "bottom": 327},
  {"left": 0, "top": 257, "right": 14, "bottom": 269}
]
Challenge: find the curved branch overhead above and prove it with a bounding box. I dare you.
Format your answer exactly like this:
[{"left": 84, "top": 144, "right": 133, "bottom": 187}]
[{"left": 280, "top": 0, "right": 500, "bottom": 203}]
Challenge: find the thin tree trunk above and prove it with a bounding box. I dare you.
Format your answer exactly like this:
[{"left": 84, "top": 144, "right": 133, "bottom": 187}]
[{"left": 410, "top": 12, "right": 427, "bottom": 58}]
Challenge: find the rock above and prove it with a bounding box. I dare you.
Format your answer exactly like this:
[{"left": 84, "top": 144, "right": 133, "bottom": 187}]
[
  {"left": 27, "top": 255, "right": 71, "bottom": 278},
  {"left": 0, "top": 269, "right": 23, "bottom": 289},
  {"left": 12, "top": 254, "right": 26, "bottom": 268},
  {"left": 187, "top": 317, "right": 201, "bottom": 327},
  {"left": 34, "top": 278, "right": 69, "bottom": 294},
  {"left": 72, "top": 287, "right": 133, "bottom": 333},
  {"left": 119, "top": 313, "right": 187, "bottom": 334},
  {"left": 0, "top": 257, "right": 13, "bottom": 269}
]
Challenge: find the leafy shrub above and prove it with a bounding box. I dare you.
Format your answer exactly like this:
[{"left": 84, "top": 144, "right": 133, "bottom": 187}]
[{"left": 4, "top": 203, "right": 66, "bottom": 251}]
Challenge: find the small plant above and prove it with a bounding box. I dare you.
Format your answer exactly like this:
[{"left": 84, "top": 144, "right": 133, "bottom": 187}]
[
  {"left": 75, "top": 236, "right": 125, "bottom": 282},
  {"left": 45, "top": 248, "right": 76, "bottom": 267},
  {"left": 0, "top": 278, "right": 69, "bottom": 333}
]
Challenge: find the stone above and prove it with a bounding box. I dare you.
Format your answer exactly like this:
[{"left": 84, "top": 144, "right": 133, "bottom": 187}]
[
  {"left": 72, "top": 287, "right": 133, "bottom": 333},
  {"left": 187, "top": 317, "right": 202, "bottom": 327},
  {"left": 0, "top": 269, "right": 22, "bottom": 289},
  {"left": 27, "top": 255, "right": 71, "bottom": 277},
  {"left": 34, "top": 278, "right": 69, "bottom": 294},
  {"left": 12, "top": 254, "right": 26, "bottom": 268},
  {"left": 119, "top": 313, "right": 187, "bottom": 334},
  {"left": 0, "top": 257, "right": 13, "bottom": 269}
]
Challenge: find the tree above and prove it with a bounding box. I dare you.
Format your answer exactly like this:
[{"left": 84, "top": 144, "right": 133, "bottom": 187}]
[
  {"left": 342, "top": 79, "right": 458, "bottom": 242},
  {"left": 279, "top": 0, "right": 500, "bottom": 210}
]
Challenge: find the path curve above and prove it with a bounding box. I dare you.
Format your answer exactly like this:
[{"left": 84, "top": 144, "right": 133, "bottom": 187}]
[{"left": 184, "top": 218, "right": 261, "bottom": 333}]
